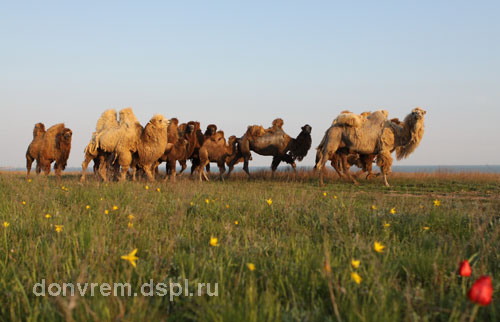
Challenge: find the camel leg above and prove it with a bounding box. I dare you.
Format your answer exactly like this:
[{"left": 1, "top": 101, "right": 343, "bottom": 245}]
[
  {"left": 55, "top": 163, "right": 62, "bottom": 183},
  {"left": 26, "top": 154, "right": 34, "bottom": 178},
  {"left": 98, "top": 158, "right": 108, "bottom": 182},
  {"left": 80, "top": 153, "right": 93, "bottom": 182},
  {"left": 243, "top": 156, "right": 251, "bottom": 179},
  {"left": 179, "top": 160, "right": 187, "bottom": 174},
  {"left": 168, "top": 159, "right": 177, "bottom": 183},
  {"left": 315, "top": 151, "right": 331, "bottom": 187},
  {"left": 271, "top": 156, "right": 281, "bottom": 179},
  {"left": 217, "top": 161, "right": 226, "bottom": 181},
  {"left": 225, "top": 152, "right": 242, "bottom": 179},
  {"left": 340, "top": 154, "right": 358, "bottom": 185},
  {"left": 377, "top": 151, "right": 392, "bottom": 187}
]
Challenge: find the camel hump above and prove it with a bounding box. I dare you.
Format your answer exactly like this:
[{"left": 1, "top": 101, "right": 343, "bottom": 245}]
[
  {"left": 46, "top": 123, "right": 66, "bottom": 134},
  {"left": 333, "top": 112, "right": 363, "bottom": 127},
  {"left": 96, "top": 109, "right": 118, "bottom": 132},
  {"left": 246, "top": 125, "right": 266, "bottom": 137},
  {"left": 272, "top": 118, "right": 284, "bottom": 128}
]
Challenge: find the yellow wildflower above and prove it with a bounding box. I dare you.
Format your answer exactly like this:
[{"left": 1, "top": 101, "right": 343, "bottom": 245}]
[
  {"left": 156, "top": 188, "right": 161, "bottom": 192},
  {"left": 145, "top": 185, "right": 149, "bottom": 190},
  {"left": 234, "top": 220, "right": 239, "bottom": 225},
  {"left": 121, "top": 248, "right": 139, "bottom": 267},
  {"left": 374, "top": 241, "right": 385, "bottom": 253},
  {"left": 55, "top": 225, "right": 63, "bottom": 233},
  {"left": 209, "top": 236, "right": 219, "bottom": 247},
  {"left": 333, "top": 195, "right": 338, "bottom": 199},
  {"left": 28, "top": 179, "right": 32, "bottom": 183},
  {"left": 85, "top": 205, "right": 90, "bottom": 210},
  {"left": 112, "top": 205, "right": 118, "bottom": 211},
  {"left": 323, "top": 192, "right": 327, "bottom": 197},
  {"left": 226, "top": 204, "right": 230, "bottom": 209},
  {"left": 105, "top": 210, "right": 109, "bottom": 215},
  {"left": 128, "top": 222, "right": 133, "bottom": 228},
  {"left": 383, "top": 222, "right": 391, "bottom": 228},
  {"left": 22, "top": 201, "right": 26, "bottom": 205},
  {"left": 205, "top": 199, "right": 210, "bottom": 204},
  {"left": 423, "top": 226, "right": 430, "bottom": 231},
  {"left": 266, "top": 198, "right": 272, "bottom": 206},
  {"left": 128, "top": 214, "right": 135, "bottom": 220},
  {"left": 351, "top": 259, "right": 360, "bottom": 269},
  {"left": 433, "top": 199, "right": 441, "bottom": 207},
  {"left": 3, "top": 221, "right": 9, "bottom": 228},
  {"left": 190, "top": 201, "right": 194, "bottom": 206},
  {"left": 351, "top": 272, "right": 362, "bottom": 284},
  {"left": 390, "top": 208, "right": 396, "bottom": 215},
  {"left": 371, "top": 205, "right": 377, "bottom": 210},
  {"left": 45, "top": 214, "right": 51, "bottom": 219},
  {"left": 247, "top": 263, "right": 256, "bottom": 271}
]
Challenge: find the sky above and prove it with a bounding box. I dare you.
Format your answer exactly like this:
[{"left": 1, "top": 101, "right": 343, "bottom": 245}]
[{"left": 1, "top": 0, "right": 499, "bottom": 169}]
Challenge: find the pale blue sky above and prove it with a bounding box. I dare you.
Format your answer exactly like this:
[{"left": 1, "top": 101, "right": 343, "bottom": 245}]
[{"left": 1, "top": 0, "right": 499, "bottom": 168}]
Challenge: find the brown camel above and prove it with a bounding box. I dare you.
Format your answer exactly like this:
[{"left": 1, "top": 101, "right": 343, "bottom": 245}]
[
  {"left": 315, "top": 108, "right": 426, "bottom": 186},
  {"left": 26, "top": 122, "right": 46, "bottom": 178},
  {"left": 36, "top": 123, "right": 73, "bottom": 182},
  {"left": 157, "top": 120, "right": 197, "bottom": 182},
  {"left": 226, "top": 119, "right": 312, "bottom": 178},
  {"left": 196, "top": 131, "right": 238, "bottom": 181}
]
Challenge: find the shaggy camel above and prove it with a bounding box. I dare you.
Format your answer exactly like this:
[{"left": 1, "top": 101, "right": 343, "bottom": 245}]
[
  {"left": 80, "top": 109, "right": 119, "bottom": 182},
  {"left": 226, "top": 119, "right": 312, "bottom": 178},
  {"left": 36, "top": 123, "right": 73, "bottom": 182},
  {"left": 175, "top": 121, "right": 202, "bottom": 175},
  {"left": 93, "top": 108, "right": 143, "bottom": 181},
  {"left": 315, "top": 107, "right": 426, "bottom": 186},
  {"left": 130, "top": 114, "right": 169, "bottom": 181},
  {"left": 315, "top": 115, "right": 405, "bottom": 183},
  {"left": 26, "top": 122, "right": 46, "bottom": 178},
  {"left": 196, "top": 131, "right": 238, "bottom": 181}
]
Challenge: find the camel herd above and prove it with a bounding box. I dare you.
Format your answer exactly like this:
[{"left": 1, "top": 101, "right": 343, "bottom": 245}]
[{"left": 25, "top": 107, "right": 426, "bottom": 186}]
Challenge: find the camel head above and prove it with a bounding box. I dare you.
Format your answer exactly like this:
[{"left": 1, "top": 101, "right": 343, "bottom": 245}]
[
  {"left": 170, "top": 118, "right": 179, "bottom": 127},
  {"left": 301, "top": 124, "right": 312, "bottom": 135},
  {"left": 185, "top": 123, "right": 195, "bottom": 134},
  {"left": 396, "top": 107, "right": 426, "bottom": 160},
  {"left": 62, "top": 128, "right": 73, "bottom": 142},
  {"left": 33, "top": 123, "right": 46, "bottom": 138},
  {"left": 411, "top": 107, "right": 426, "bottom": 120},
  {"left": 205, "top": 124, "right": 217, "bottom": 137},
  {"left": 148, "top": 114, "right": 169, "bottom": 130}
]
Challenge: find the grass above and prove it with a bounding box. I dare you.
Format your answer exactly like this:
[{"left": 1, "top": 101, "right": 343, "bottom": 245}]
[{"left": 0, "top": 170, "right": 499, "bottom": 321}]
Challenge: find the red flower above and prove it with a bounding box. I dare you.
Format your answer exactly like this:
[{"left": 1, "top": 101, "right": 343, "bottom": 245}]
[
  {"left": 459, "top": 260, "right": 472, "bottom": 277},
  {"left": 468, "top": 276, "right": 493, "bottom": 306}
]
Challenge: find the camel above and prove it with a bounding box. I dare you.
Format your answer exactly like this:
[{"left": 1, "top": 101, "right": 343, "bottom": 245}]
[
  {"left": 187, "top": 123, "right": 217, "bottom": 174},
  {"left": 196, "top": 131, "right": 238, "bottom": 181},
  {"left": 80, "top": 109, "right": 119, "bottom": 182},
  {"left": 36, "top": 123, "right": 73, "bottom": 182},
  {"left": 26, "top": 122, "right": 46, "bottom": 178},
  {"left": 130, "top": 114, "right": 169, "bottom": 181},
  {"left": 226, "top": 119, "right": 312, "bottom": 178},
  {"left": 315, "top": 115, "right": 405, "bottom": 183},
  {"left": 92, "top": 108, "right": 143, "bottom": 181},
  {"left": 315, "top": 107, "right": 426, "bottom": 186},
  {"left": 157, "top": 120, "right": 197, "bottom": 182}
]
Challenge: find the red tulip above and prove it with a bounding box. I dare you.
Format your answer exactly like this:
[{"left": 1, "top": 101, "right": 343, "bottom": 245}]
[
  {"left": 459, "top": 260, "right": 472, "bottom": 277},
  {"left": 468, "top": 276, "right": 493, "bottom": 306}
]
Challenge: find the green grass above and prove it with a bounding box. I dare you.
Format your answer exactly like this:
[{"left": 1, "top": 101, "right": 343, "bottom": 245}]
[{"left": 0, "top": 172, "right": 499, "bottom": 321}]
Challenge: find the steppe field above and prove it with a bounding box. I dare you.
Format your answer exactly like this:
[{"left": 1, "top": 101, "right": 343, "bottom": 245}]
[{"left": 0, "top": 170, "right": 498, "bottom": 321}]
